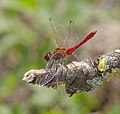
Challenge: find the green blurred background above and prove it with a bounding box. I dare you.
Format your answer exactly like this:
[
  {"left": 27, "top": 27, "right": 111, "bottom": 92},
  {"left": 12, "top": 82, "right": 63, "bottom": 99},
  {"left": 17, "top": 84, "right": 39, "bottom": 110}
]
[{"left": 0, "top": 0, "right": 120, "bottom": 114}]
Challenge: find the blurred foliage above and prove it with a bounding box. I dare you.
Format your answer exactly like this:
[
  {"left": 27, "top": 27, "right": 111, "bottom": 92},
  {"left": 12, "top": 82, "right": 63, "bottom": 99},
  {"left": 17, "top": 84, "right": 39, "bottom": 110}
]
[{"left": 0, "top": 0, "right": 120, "bottom": 114}]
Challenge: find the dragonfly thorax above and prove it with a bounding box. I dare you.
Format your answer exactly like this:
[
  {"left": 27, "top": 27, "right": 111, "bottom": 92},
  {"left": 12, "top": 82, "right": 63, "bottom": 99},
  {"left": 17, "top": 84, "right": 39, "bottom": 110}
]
[
  {"left": 53, "top": 48, "right": 67, "bottom": 60},
  {"left": 44, "top": 48, "right": 67, "bottom": 62}
]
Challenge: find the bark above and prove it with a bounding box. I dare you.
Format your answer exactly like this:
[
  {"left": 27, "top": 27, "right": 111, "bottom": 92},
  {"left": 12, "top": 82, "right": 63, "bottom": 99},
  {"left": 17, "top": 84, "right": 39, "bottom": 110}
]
[{"left": 23, "top": 48, "right": 120, "bottom": 97}]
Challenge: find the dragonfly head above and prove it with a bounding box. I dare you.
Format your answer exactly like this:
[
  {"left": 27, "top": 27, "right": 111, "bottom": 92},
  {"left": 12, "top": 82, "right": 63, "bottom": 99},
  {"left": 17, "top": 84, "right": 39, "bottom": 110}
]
[{"left": 44, "top": 52, "right": 52, "bottom": 61}]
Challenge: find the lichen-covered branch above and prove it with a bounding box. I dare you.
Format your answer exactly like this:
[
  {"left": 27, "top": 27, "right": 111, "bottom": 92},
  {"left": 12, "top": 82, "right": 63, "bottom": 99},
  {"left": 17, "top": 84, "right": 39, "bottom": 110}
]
[{"left": 23, "top": 48, "right": 120, "bottom": 96}]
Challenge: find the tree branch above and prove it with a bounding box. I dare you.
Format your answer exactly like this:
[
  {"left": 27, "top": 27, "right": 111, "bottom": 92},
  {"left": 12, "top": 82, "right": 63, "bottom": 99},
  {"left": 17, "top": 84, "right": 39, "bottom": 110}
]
[{"left": 23, "top": 48, "right": 120, "bottom": 96}]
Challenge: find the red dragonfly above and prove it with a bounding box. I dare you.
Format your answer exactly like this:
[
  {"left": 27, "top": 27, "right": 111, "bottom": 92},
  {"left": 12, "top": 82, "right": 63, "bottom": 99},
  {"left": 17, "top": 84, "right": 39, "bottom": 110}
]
[{"left": 44, "top": 18, "right": 97, "bottom": 68}]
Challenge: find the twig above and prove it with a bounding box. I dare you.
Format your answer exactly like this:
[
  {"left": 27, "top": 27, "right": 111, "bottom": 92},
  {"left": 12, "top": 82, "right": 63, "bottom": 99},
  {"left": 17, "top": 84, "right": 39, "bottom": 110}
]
[{"left": 23, "top": 48, "right": 120, "bottom": 96}]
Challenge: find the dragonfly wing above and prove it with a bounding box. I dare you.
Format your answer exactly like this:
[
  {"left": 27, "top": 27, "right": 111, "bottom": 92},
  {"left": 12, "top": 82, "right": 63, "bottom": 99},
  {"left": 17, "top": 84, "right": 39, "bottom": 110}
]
[
  {"left": 44, "top": 55, "right": 65, "bottom": 88},
  {"left": 45, "top": 53, "right": 64, "bottom": 68},
  {"left": 49, "top": 17, "right": 69, "bottom": 48}
]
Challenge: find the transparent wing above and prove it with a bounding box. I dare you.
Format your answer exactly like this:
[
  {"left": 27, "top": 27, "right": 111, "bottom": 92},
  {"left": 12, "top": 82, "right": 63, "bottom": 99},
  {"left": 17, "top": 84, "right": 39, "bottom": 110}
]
[
  {"left": 45, "top": 53, "right": 63, "bottom": 68},
  {"left": 49, "top": 18, "right": 68, "bottom": 47},
  {"left": 64, "top": 20, "right": 82, "bottom": 61},
  {"left": 66, "top": 21, "right": 82, "bottom": 48}
]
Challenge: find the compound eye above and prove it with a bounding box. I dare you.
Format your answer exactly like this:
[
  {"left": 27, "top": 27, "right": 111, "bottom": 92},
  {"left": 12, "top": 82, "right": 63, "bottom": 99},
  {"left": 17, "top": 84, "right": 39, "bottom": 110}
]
[{"left": 44, "top": 52, "right": 52, "bottom": 61}]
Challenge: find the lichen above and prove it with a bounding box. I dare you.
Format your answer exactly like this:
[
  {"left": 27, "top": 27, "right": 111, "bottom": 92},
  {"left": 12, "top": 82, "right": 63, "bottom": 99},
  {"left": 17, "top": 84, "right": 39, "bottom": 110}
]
[
  {"left": 87, "top": 77, "right": 102, "bottom": 89},
  {"left": 106, "top": 68, "right": 120, "bottom": 77},
  {"left": 98, "top": 58, "right": 109, "bottom": 72}
]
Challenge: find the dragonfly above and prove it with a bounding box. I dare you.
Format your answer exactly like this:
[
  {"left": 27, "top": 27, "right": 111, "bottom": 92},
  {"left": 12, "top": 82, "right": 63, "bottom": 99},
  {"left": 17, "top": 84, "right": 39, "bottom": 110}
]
[
  {"left": 44, "top": 18, "right": 97, "bottom": 69},
  {"left": 22, "top": 18, "right": 97, "bottom": 90}
]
